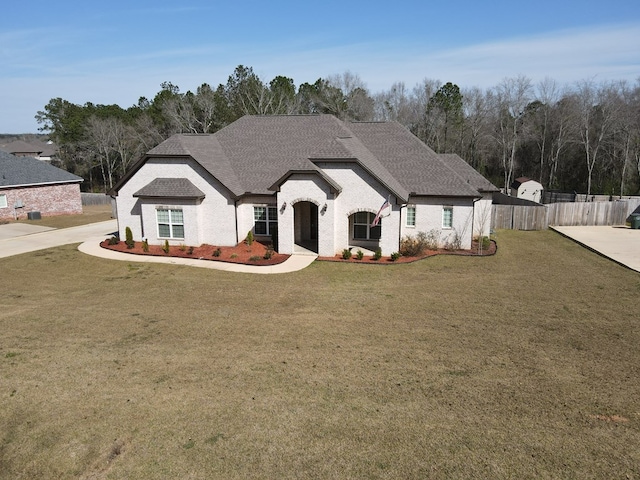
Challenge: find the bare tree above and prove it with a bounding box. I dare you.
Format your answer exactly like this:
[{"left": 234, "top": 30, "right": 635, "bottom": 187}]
[
  {"left": 574, "top": 80, "right": 621, "bottom": 196},
  {"left": 491, "top": 75, "right": 533, "bottom": 193}
]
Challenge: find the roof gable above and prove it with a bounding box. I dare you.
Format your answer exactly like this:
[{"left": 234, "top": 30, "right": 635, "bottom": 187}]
[{"left": 115, "top": 115, "right": 495, "bottom": 201}]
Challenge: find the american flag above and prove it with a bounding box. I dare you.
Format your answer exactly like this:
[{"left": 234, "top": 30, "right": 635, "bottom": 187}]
[{"left": 371, "top": 197, "right": 390, "bottom": 227}]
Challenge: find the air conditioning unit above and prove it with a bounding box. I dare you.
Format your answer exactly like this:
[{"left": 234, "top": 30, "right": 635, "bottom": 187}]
[{"left": 27, "top": 211, "right": 41, "bottom": 220}]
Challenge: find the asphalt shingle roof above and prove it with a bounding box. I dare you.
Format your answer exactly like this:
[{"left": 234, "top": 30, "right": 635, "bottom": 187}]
[
  {"left": 121, "top": 115, "right": 495, "bottom": 201},
  {"left": 0, "top": 150, "right": 82, "bottom": 187},
  {"left": 134, "top": 178, "right": 205, "bottom": 199}
]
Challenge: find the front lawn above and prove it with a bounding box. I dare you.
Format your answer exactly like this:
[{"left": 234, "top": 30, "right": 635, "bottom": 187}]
[{"left": 0, "top": 230, "right": 638, "bottom": 478}]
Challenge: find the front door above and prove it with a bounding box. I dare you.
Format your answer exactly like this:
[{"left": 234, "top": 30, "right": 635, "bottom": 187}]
[{"left": 293, "top": 201, "right": 318, "bottom": 253}]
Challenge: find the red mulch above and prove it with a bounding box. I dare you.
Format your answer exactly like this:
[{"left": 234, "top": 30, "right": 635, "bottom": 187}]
[
  {"left": 100, "top": 239, "right": 290, "bottom": 266},
  {"left": 101, "top": 239, "right": 496, "bottom": 266},
  {"left": 318, "top": 240, "right": 497, "bottom": 264}
]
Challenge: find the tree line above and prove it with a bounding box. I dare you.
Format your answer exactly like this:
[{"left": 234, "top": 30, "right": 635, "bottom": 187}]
[{"left": 36, "top": 65, "right": 640, "bottom": 196}]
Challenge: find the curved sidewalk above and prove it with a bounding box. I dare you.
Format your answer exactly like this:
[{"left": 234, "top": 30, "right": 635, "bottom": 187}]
[
  {"left": 78, "top": 239, "right": 317, "bottom": 274},
  {"left": 0, "top": 219, "right": 316, "bottom": 274}
]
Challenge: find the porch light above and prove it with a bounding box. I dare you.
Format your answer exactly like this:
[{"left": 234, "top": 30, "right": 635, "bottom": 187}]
[
  {"left": 280, "top": 201, "right": 287, "bottom": 213},
  {"left": 321, "top": 203, "right": 327, "bottom": 214}
]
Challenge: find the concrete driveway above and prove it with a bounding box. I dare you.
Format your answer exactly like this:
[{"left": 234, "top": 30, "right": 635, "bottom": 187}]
[
  {"left": 551, "top": 225, "right": 640, "bottom": 273},
  {"left": 0, "top": 220, "right": 117, "bottom": 258}
]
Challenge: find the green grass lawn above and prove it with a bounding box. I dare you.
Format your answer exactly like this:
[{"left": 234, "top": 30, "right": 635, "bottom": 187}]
[{"left": 1, "top": 230, "right": 639, "bottom": 479}]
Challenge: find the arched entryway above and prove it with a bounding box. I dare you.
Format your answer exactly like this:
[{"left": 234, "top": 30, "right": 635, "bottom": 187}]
[{"left": 293, "top": 201, "right": 318, "bottom": 253}]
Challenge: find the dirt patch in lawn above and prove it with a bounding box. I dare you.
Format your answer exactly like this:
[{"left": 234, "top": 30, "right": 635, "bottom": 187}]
[{"left": 100, "top": 239, "right": 289, "bottom": 266}]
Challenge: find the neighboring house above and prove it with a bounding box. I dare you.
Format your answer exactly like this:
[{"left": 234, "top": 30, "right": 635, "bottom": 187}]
[
  {"left": 511, "top": 177, "right": 543, "bottom": 203},
  {"left": 0, "top": 150, "right": 83, "bottom": 220},
  {"left": 0, "top": 139, "right": 58, "bottom": 162},
  {"left": 110, "top": 115, "right": 498, "bottom": 256}
]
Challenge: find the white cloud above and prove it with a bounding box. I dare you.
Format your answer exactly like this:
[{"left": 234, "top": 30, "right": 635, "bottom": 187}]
[{"left": 2, "top": 22, "right": 639, "bottom": 133}]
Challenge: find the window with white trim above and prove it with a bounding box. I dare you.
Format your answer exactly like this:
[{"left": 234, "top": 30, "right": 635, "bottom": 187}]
[
  {"left": 156, "top": 208, "right": 184, "bottom": 239},
  {"left": 254, "top": 206, "right": 277, "bottom": 235},
  {"left": 0, "top": 194, "right": 7, "bottom": 208},
  {"left": 442, "top": 206, "right": 453, "bottom": 229},
  {"left": 406, "top": 205, "right": 416, "bottom": 227},
  {"left": 352, "top": 212, "right": 381, "bottom": 240}
]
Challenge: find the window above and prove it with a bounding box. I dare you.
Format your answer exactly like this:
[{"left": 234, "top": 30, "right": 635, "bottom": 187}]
[
  {"left": 352, "top": 212, "right": 381, "bottom": 240},
  {"left": 0, "top": 194, "right": 7, "bottom": 208},
  {"left": 442, "top": 206, "right": 453, "bottom": 229},
  {"left": 406, "top": 205, "right": 416, "bottom": 227},
  {"left": 254, "top": 206, "right": 277, "bottom": 235},
  {"left": 157, "top": 208, "right": 184, "bottom": 239}
]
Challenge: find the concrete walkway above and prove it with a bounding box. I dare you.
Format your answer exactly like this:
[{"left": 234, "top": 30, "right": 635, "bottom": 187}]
[
  {"left": 0, "top": 219, "right": 317, "bottom": 274},
  {"left": 551, "top": 225, "right": 640, "bottom": 273}
]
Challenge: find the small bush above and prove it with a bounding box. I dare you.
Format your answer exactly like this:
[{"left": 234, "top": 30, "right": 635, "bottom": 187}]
[
  {"left": 263, "top": 249, "right": 274, "bottom": 260},
  {"left": 341, "top": 248, "right": 352, "bottom": 260},
  {"left": 179, "top": 244, "right": 187, "bottom": 252},
  {"left": 142, "top": 239, "right": 149, "bottom": 252},
  {"left": 230, "top": 253, "right": 238, "bottom": 259},
  {"left": 424, "top": 229, "right": 441, "bottom": 250},
  {"left": 162, "top": 240, "right": 170, "bottom": 254},
  {"left": 249, "top": 255, "right": 261, "bottom": 262},
  {"left": 481, "top": 236, "right": 491, "bottom": 250},
  {"left": 108, "top": 235, "right": 119, "bottom": 246},
  {"left": 355, "top": 249, "right": 364, "bottom": 260},
  {"left": 400, "top": 231, "right": 432, "bottom": 256},
  {"left": 187, "top": 246, "right": 194, "bottom": 255},
  {"left": 372, "top": 247, "right": 382, "bottom": 261},
  {"left": 390, "top": 251, "right": 401, "bottom": 261},
  {"left": 212, "top": 248, "right": 221, "bottom": 257},
  {"left": 125, "top": 227, "right": 134, "bottom": 249},
  {"left": 444, "top": 230, "right": 462, "bottom": 250},
  {"left": 246, "top": 230, "right": 254, "bottom": 246}
]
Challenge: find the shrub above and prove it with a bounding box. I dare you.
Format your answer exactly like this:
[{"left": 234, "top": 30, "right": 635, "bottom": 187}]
[
  {"left": 355, "top": 249, "right": 364, "bottom": 260},
  {"left": 108, "top": 235, "right": 119, "bottom": 246},
  {"left": 246, "top": 230, "right": 254, "bottom": 246},
  {"left": 230, "top": 253, "right": 238, "bottom": 259},
  {"left": 372, "top": 247, "right": 382, "bottom": 261},
  {"left": 249, "top": 255, "right": 261, "bottom": 262},
  {"left": 187, "top": 246, "right": 194, "bottom": 255},
  {"left": 390, "top": 251, "right": 401, "bottom": 261},
  {"left": 341, "top": 248, "right": 352, "bottom": 260},
  {"left": 444, "top": 230, "right": 462, "bottom": 250},
  {"left": 212, "top": 248, "right": 221, "bottom": 257},
  {"left": 125, "top": 227, "right": 134, "bottom": 249},
  {"left": 263, "top": 249, "right": 274, "bottom": 260},
  {"left": 142, "top": 239, "right": 149, "bottom": 252},
  {"left": 424, "top": 229, "right": 441, "bottom": 250},
  {"left": 162, "top": 240, "right": 170, "bottom": 254},
  {"left": 400, "top": 231, "right": 431, "bottom": 256},
  {"left": 179, "top": 243, "right": 187, "bottom": 252}
]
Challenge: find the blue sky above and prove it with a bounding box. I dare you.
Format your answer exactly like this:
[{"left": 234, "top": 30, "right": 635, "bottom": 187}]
[{"left": 1, "top": 0, "right": 639, "bottom": 133}]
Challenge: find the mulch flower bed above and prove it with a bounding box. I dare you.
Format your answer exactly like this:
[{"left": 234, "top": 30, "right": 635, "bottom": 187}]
[
  {"left": 101, "top": 239, "right": 496, "bottom": 266},
  {"left": 318, "top": 239, "right": 497, "bottom": 264},
  {"left": 100, "top": 239, "right": 289, "bottom": 266}
]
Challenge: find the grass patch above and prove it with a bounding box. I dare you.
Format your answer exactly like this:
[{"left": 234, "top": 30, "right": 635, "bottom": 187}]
[
  {"left": 15, "top": 204, "right": 113, "bottom": 229},
  {"left": 0, "top": 230, "right": 639, "bottom": 478}
]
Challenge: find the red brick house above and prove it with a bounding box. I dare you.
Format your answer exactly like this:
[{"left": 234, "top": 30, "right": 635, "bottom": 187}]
[{"left": 0, "top": 150, "right": 83, "bottom": 220}]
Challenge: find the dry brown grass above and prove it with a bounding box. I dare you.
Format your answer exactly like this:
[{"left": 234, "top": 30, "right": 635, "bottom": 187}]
[
  {"left": 1, "top": 230, "right": 639, "bottom": 479},
  {"left": 15, "top": 204, "right": 113, "bottom": 229}
]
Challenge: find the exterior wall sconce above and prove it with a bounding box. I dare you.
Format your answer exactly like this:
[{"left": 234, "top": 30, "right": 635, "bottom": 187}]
[
  {"left": 321, "top": 203, "right": 327, "bottom": 214},
  {"left": 280, "top": 201, "right": 287, "bottom": 213}
]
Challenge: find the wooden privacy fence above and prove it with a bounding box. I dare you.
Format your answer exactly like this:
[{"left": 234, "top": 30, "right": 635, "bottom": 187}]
[
  {"left": 81, "top": 193, "right": 112, "bottom": 206},
  {"left": 492, "top": 199, "right": 640, "bottom": 230}
]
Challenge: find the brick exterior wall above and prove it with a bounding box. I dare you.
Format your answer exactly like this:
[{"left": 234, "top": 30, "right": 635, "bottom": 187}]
[{"left": 0, "top": 183, "right": 82, "bottom": 220}]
